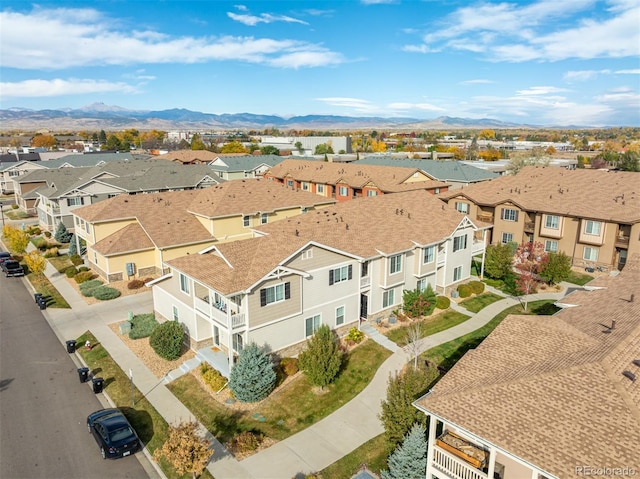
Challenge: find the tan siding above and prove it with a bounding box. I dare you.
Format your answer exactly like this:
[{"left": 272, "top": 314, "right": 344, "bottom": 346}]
[
  {"left": 247, "top": 276, "right": 301, "bottom": 327},
  {"left": 287, "top": 246, "right": 351, "bottom": 271}
]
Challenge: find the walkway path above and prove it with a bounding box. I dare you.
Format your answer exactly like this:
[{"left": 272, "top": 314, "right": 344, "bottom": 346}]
[{"left": 19, "top": 249, "right": 572, "bottom": 479}]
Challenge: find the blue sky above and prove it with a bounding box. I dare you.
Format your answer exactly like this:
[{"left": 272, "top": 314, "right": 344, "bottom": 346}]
[{"left": 1, "top": 0, "right": 639, "bottom": 126}]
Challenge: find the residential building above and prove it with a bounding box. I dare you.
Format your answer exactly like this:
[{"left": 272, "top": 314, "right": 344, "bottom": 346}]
[
  {"left": 415, "top": 255, "right": 640, "bottom": 479},
  {"left": 442, "top": 166, "right": 640, "bottom": 270},
  {"left": 263, "top": 159, "right": 450, "bottom": 202},
  {"left": 355, "top": 155, "right": 499, "bottom": 189},
  {"left": 151, "top": 190, "right": 489, "bottom": 366},
  {"left": 155, "top": 150, "right": 219, "bottom": 164},
  {"left": 208, "top": 154, "right": 283, "bottom": 180},
  {"left": 1, "top": 157, "right": 46, "bottom": 194},
  {"left": 258, "top": 136, "right": 352, "bottom": 154},
  {"left": 72, "top": 179, "right": 335, "bottom": 282}
]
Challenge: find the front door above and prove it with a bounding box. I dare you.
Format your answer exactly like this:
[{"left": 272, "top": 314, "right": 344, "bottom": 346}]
[{"left": 360, "top": 294, "right": 368, "bottom": 319}]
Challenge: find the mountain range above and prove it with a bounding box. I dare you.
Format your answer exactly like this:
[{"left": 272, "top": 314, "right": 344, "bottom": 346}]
[{"left": 1, "top": 103, "right": 534, "bottom": 131}]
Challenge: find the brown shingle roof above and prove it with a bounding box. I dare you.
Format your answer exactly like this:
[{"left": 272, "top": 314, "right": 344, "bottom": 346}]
[
  {"left": 92, "top": 223, "right": 154, "bottom": 256},
  {"left": 416, "top": 256, "right": 640, "bottom": 478},
  {"left": 156, "top": 150, "right": 218, "bottom": 164},
  {"left": 445, "top": 166, "right": 640, "bottom": 223}
]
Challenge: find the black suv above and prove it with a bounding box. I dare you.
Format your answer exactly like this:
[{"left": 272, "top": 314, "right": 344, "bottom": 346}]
[{"left": 2, "top": 260, "right": 24, "bottom": 277}]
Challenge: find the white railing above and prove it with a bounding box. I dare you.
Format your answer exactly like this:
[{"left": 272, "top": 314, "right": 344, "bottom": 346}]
[
  {"left": 470, "top": 240, "right": 485, "bottom": 254},
  {"left": 437, "top": 255, "right": 446, "bottom": 267},
  {"left": 231, "top": 313, "right": 246, "bottom": 329},
  {"left": 360, "top": 276, "right": 371, "bottom": 288},
  {"left": 194, "top": 296, "right": 246, "bottom": 330},
  {"left": 432, "top": 445, "right": 488, "bottom": 479}
]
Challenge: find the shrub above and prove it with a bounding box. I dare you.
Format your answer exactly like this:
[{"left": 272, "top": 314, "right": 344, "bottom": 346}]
[
  {"left": 31, "top": 236, "right": 48, "bottom": 250},
  {"left": 11, "top": 204, "right": 18, "bottom": 210},
  {"left": 435, "top": 295, "right": 450, "bottom": 310},
  {"left": 54, "top": 222, "right": 72, "bottom": 243},
  {"left": 150, "top": 320, "right": 185, "bottom": 361},
  {"left": 346, "top": 327, "right": 365, "bottom": 344},
  {"left": 402, "top": 284, "right": 437, "bottom": 318},
  {"left": 65, "top": 266, "right": 78, "bottom": 278},
  {"left": 44, "top": 231, "right": 51, "bottom": 238},
  {"left": 74, "top": 271, "right": 94, "bottom": 284},
  {"left": 229, "top": 343, "right": 276, "bottom": 402},
  {"left": 469, "top": 280, "right": 485, "bottom": 294},
  {"left": 129, "top": 313, "right": 159, "bottom": 339},
  {"left": 43, "top": 247, "right": 59, "bottom": 258},
  {"left": 12, "top": 254, "right": 23, "bottom": 262},
  {"left": 127, "top": 279, "right": 145, "bottom": 290},
  {"left": 70, "top": 254, "right": 83, "bottom": 266},
  {"left": 79, "top": 279, "right": 104, "bottom": 297},
  {"left": 279, "top": 357, "right": 299, "bottom": 376},
  {"left": 201, "top": 364, "right": 227, "bottom": 391},
  {"left": 457, "top": 284, "right": 472, "bottom": 298},
  {"left": 232, "top": 431, "right": 263, "bottom": 454},
  {"left": 78, "top": 266, "right": 89, "bottom": 272},
  {"left": 92, "top": 286, "right": 121, "bottom": 301},
  {"left": 299, "top": 325, "right": 343, "bottom": 389}
]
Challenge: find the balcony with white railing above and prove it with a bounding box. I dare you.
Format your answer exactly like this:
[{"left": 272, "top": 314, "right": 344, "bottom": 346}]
[
  {"left": 433, "top": 445, "right": 489, "bottom": 479},
  {"left": 470, "top": 239, "right": 485, "bottom": 255},
  {"left": 360, "top": 276, "right": 371, "bottom": 288},
  {"left": 194, "top": 296, "right": 246, "bottom": 330}
]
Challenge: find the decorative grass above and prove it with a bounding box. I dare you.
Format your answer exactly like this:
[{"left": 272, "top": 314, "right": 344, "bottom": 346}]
[
  {"left": 385, "top": 310, "right": 471, "bottom": 344},
  {"left": 48, "top": 254, "right": 74, "bottom": 273}
]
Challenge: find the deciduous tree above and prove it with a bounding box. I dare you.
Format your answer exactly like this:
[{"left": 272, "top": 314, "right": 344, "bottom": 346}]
[
  {"left": 153, "top": 421, "right": 211, "bottom": 479},
  {"left": 484, "top": 243, "right": 516, "bottom": 279},
  {"left": 229, "top": 343, "right": 276, "bottom": 402},
  {"left": 298, "top": 324, "right": 342, "bottom": 390},
  {"left": 513, "top": 241, "right": 548, "bottom": 310},
  {"left": 3, "top": 225, "right": 30, "bottom": 254},
  {"left": 540, "top": 251, "right": 572, "bottom": 285},
  {"left": 220, "top": 141, "right": 248, "bottom": 154},
  {"left": 23, "top": 250, "right": 46, "bottom": 276}
]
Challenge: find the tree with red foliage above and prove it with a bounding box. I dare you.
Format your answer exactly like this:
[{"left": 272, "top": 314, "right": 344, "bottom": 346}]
[{"left": 512, "top": 241, "right": 548, "bottom": 310}]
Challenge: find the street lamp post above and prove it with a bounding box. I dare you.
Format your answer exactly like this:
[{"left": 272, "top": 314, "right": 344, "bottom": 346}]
[{"left": 0, "top": 202, "right": 5, "bottom": 227}]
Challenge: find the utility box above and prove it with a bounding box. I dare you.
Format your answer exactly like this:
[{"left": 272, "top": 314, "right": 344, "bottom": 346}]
[
  {"left": 119, "top": 321, "right": 132, "bottom": 335},
  {"left": 125, "top": 262, "right": 135, "bottom": 276}
]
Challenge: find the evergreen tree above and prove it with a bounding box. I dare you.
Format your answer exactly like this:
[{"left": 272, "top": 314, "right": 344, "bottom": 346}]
[
  {"left": 68, "top": 234, "right": 77, "bottom": 256},
  {"left": 381, "top": 423, "right": 427, "bottom": 479},
  {"left": 229, "top": 343, "right": 276, "bottom": 402},
  {"left": 298, "top": 324, "right": 343, "bottom": 390},
  {"left": 54, "top": 222, "right": 72, "bottom": 243}
]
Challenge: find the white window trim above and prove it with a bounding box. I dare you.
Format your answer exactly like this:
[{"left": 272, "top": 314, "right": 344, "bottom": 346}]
[
  {"left": 453, "top": 265, "right": 463, "bottom": 282},
  {"left": 383, "top": 289, "right": 395, "bottom": 308},
  {"left": 501, "top": 232, "right": 513, "bottom": 244},
  {"left": 545, "top": 215, "right": 560, "bottom": 229},
  {"left": 423, "top": 245, "right": 435, "bottom": 264},
  {"left": 243, "top": 215, "right": 250, "bottom": 228},
  {"left": 390, "top": 254, "right": 403, "bottom": 274},
  {"left": 335, "top": 306, "right": 345, "bottom": 326},
  {"left": 584, "top": 220, "right": 602, "bottom": 236},
  {"left": 305, "top": 314, "right": 321, "bottom": 337},
  {"left": 583, "top": 246, "right": 599, "bottom": 261},
  {"left": 179, "top": 273, "right": 190, "bottom": 294},
  {"left": 453, "top": 234, "right": 468, "bottom": 252},
  {"left": 544, "top": 240, "right": 558, "bottom": 252}
]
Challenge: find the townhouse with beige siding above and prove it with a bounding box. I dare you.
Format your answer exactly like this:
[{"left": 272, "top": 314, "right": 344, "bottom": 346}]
[
  {"left": 442, "top": 166, "right": 640, "bottom": 271},
  {"left": 72, "top": 179, "right": 335, "bottom": 282},
  {"left": 151, "top": 190, "right": 490, "bottom": 369}
]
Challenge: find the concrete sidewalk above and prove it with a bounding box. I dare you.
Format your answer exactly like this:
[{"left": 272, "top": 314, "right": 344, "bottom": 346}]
[{"left": 29, "top": 249, "right": 572, "bottom": 479}]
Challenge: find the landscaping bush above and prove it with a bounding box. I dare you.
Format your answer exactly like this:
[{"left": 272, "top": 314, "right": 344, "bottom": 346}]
[
  {"left": 70, "top": 254, "right": 83, "bottom": 266},
  {"left": 229, "top": 343, "right": 276, "bottom": 402},
  {"left": 457, "top": 284, "right": 472, "bottom": 298},
  {"left": 127, "top": 279, "right": 145, "bottom": 290},
  {"left": 469, "top": 280, "right": 485, "bottom": 295},
  {"left": 11, "top": 204, "right": 18, "bottom": 210},
  {"left": 78, "top": 266, "right": 89, "bottom": 272},
  {"left": 402, "top": 284, "right": 437, "bottom": 318},
  {"left": 232, "top": 431, "right": 263, "bottom": 454},
  {"left": 74, "top": 271, "right": 94, "bottom": 284},
  {"left": 279, "top": 357, "right": 299, "bottom": 376},
  {"left": 79, "top": 279, "right": 104, "bottom": 297},
  {"left": 129, "top": 313, "right": 159, "bottom": 339},
  {"left": 31, "top": 236, "right": 48, "bottom": 250},
  {"left": 150, "top": 320, "right": 185, "bottom": 361},
  {"left": 346, "top": 326, "right": 365, "bottom": 344},
  {"left": 44, "top": 231, "right": 51, "bottom": 238},
  {"left": 92, "top": 286, "right": 121, "bottom": 301},
  {"left": 65, "top": 266, "right": 78, "bottom": 278},
  {"left": 200, "top": 363, "right": 227, "bottom": 391},
  {"left": 44, "top": 247, "right": 59, "bottom": 258},
  {"left": 12, "top": 254, "right": 23, "bottom": 262},
  {"left": 436, "top": 295, "right": 450, "bottom": 310},
  {"left": 54, "top": 222, "right": 72, "bottom": 243}
]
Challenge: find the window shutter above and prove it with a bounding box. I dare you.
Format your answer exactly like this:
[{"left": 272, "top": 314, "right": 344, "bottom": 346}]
[
  {"left": 348, "top": 265, "right": 352, "bottom": 280},
  {"left": 514, "top": 211, "right": 519, "bottom": 221},
  {"left": 260, "top": 289, "right": 267, "bottom": 307},
  {"left": 329, "top": 269, "right": 334, "bottom": 285},
  {"left": 284, "top": 282, "right": 291, "bottom": 299}
]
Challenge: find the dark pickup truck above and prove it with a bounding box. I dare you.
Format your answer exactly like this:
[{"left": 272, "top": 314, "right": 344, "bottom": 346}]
[{"left": 2, "top": 260, "right": 24, "bottom": 277}]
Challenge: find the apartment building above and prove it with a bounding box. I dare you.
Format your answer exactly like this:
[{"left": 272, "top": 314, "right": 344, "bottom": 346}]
[
  {"left": 264, "top": 159, "right": 449, "bottom": 202},
  {"left": 414, "top": 255, "right": 640, "bottom": 479},
  {"left": 150, "top": 190, "right": 489, "bottom": 368},
  {"left": 442, "top": 167, "right": 640, "bottom": 270}
]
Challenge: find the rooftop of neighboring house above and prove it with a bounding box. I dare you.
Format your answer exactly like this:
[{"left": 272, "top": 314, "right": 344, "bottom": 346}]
[
  {"left": 74, "top": 179, "right": 336, "bottom": 253},
  {"left": 444, "top": 166, "right": 640, "bottom": 223},
  {"left": 156, "top": 150, "right": 219, "bottom": 164},
  {"left": 415, "top": 255, "right": 640, "bottom": 479},
  {"left": 208, "top": 154, "right": 284, "bottom": 173},
  {"left": 356, "top": 156, "right": 499, "bottom": 183},
  {"left": 43, "top": 152, "right": 135, "bottom": 168},
  {"left": 166, "top": 189, "right": 489, "bottom": 294},
  {"left": 265, "top": 159, "right": 449, "bottom": 192}
]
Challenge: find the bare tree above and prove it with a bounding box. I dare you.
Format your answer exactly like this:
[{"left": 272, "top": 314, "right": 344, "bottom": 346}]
[{"left": 403, "top": 322, "right": 423, "bottom": 371}]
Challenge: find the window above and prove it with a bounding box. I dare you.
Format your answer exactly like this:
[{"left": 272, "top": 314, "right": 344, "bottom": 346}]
[
  {"left": 172, "top": 306, "right": 179, "bottom": 321},
  {"left": 302, "top": 182, "right": 309, "bottom": 191},
  {"left": 286, "top": 180, "right": 294, "bottom": 187},
  {"left": 501, "top": 208, "right": 518, "bottom": 222},
  {"left": 455, "top": 202, "right": 469, "bottom": 214},
  {"left": 389, "top": 254, "right": 402, "bottom": 274},
  {"left": 417, "top": 278, "right": 427, "bottom": 292},
  {"left": 366, "top": 190, "right": 377, "bottom": 197},
  {"left": 305, "top": 314, "right": 321, "bottom": 337},
  {"left": 335, "top": 306, "right": 345, "bottom": 326},
  {"left": 423, "top": 246, "right": 435, "bottom": 264},
  {"left": 260, "top": 282, "right": 290, "bottom": 306},
  {"left": 434, "top": 187, "right": 441, "bottom": 194},
  {"left": 361, "top": 261, "right": 369, "bottom": 277},
  {"left": 501, "top": 233, "right": 513, "bottom": 244},
  {"left": 260, "top": 213, "right": 268, "bottom": 225},
  {"left": 329, "top": 265, "right": 352, "bottom": 285},
  {"left": 545, "top": 215, "right": 560, "bottom": 229},
  {"left": 585, "top": 220, "right": 602, "bottom": 235},
  {"left": 583, "top": 246, "right": 599, "bottom": 261},
  {"left": 382, "top": 289, "right": 395, "bottom": 308},
  {"left": 544, "top": 240, "right": 558, "bottom": 252},
  {"left": 316, "top": 184, "right": 324, "bottom": 194},
  {"left": 179, "top": 273, "right": 190, "bottom": 294},
  {"left": 243, "top": 215, "right": 250, "bottom": 227},
  {"left": 453, "top": 235, "right": 468, "bottom": 252},
  {"left": 67, "top": 197, "right": 84, "bottom": 207},
  {"left": 338, "top": 186, "right": 349, "bottom": 196},
  {"left": 453, "top": 265, "right": 463, "bottom": 282},
  {"left": 233, "top": 333, "right": 243, "bottom": 352},
  {"left": 301, "top": 248, "right": 313, "bottom": 260}
]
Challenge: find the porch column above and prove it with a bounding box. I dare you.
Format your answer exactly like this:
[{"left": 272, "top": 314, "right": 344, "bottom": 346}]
[
  {"left": 228, "top": 329, "right": 234, "bottom": 372},
  {"left": 480, "top": 229, "right": 487, "bottom": 279},
  {"left": 486, "top": 445, "right": 496, "bottom": 479},
  {"left": 425, "top": 413, "right": 437, "bottom": 479}
]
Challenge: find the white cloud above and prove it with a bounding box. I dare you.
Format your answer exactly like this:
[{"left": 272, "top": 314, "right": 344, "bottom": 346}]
[
  {"left": 564, "top": 70, "right": 611, "bottom": 81},
  {"left": 460, "top": 79, "right": 495, "bottom": 85},
  {"left": 227, "top": 11, "right": 308, "bottom": 26},
  {"left": 615, "top": 69, "right": 640, "bottom": 74},
  {"left": 387, "top": 102, "right": 446, "bottom": 112},
  {"left": 0, "top": 7, "right": 340, "bottom": 70},
  {"left": 0, "top": 78, "right": 138, "bottom": 98},
  {"left": 360, "top": 0, "right": 397, "bottom": 4},
  {"left": 516, "top": 86, "right": 568, "bottom": 95}
]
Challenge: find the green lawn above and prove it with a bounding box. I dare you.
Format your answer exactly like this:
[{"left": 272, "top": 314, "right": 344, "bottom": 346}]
[
  {"left": 566, "top": 270, "right": 594, "bottom": 286},
  {"left": 320, "top": 433, "right": 389, "bottom": 479},
  {"left": 422, "top": 300, "right": 561, "bottom": 371},
  {"left": 76, "top": 332, "right": 213, "bottom": 479},
  {"left": 385, "top": 310, "right": 471, "bottom": 344},
  {"left": 47, "top": 255, "right": 74, "bottom": 273},
  {"left": 27, "top": 273, "right": 70, "bottom": 308},
  {"left": 458, "top": 292, "right": 503, "bottom": 313},
  {"left": 168, "top": 340, "right": 392, "bottom": 444}
]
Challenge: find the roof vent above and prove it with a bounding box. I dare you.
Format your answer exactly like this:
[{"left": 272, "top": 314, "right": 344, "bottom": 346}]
[
  {"left": 632, "top": 359, "right": 640, "bottom": 368},
  {"left": 622, "top": 371, "right": 636, "bottom": 382}
]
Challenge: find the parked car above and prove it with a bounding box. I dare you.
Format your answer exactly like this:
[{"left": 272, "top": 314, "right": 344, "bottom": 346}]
[
  {"left": 87, "top": 409, "right": 140, "bottom": 459},
  {"left": 1, "top": 260, "right": 24, "bottom": 277},
  {"left": 0, "top": 251, "right": 11, "bottom": 264}
]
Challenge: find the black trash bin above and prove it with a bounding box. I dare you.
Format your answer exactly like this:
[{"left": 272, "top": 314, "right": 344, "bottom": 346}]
[
  {"left": 92, "top": 377, "right": 104, "bottom": 394},
  {"left": 37, "top": 297, "right": 47, "bottom": 310},
  {"left": 34, "top": 293, "right": 43, "bottom": 304},
  {"left": 66, "top": 340, "right": 77, "bottom": 353},
  {"left": 77, "top": 367, "right": 90, "bottom": 383}
]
